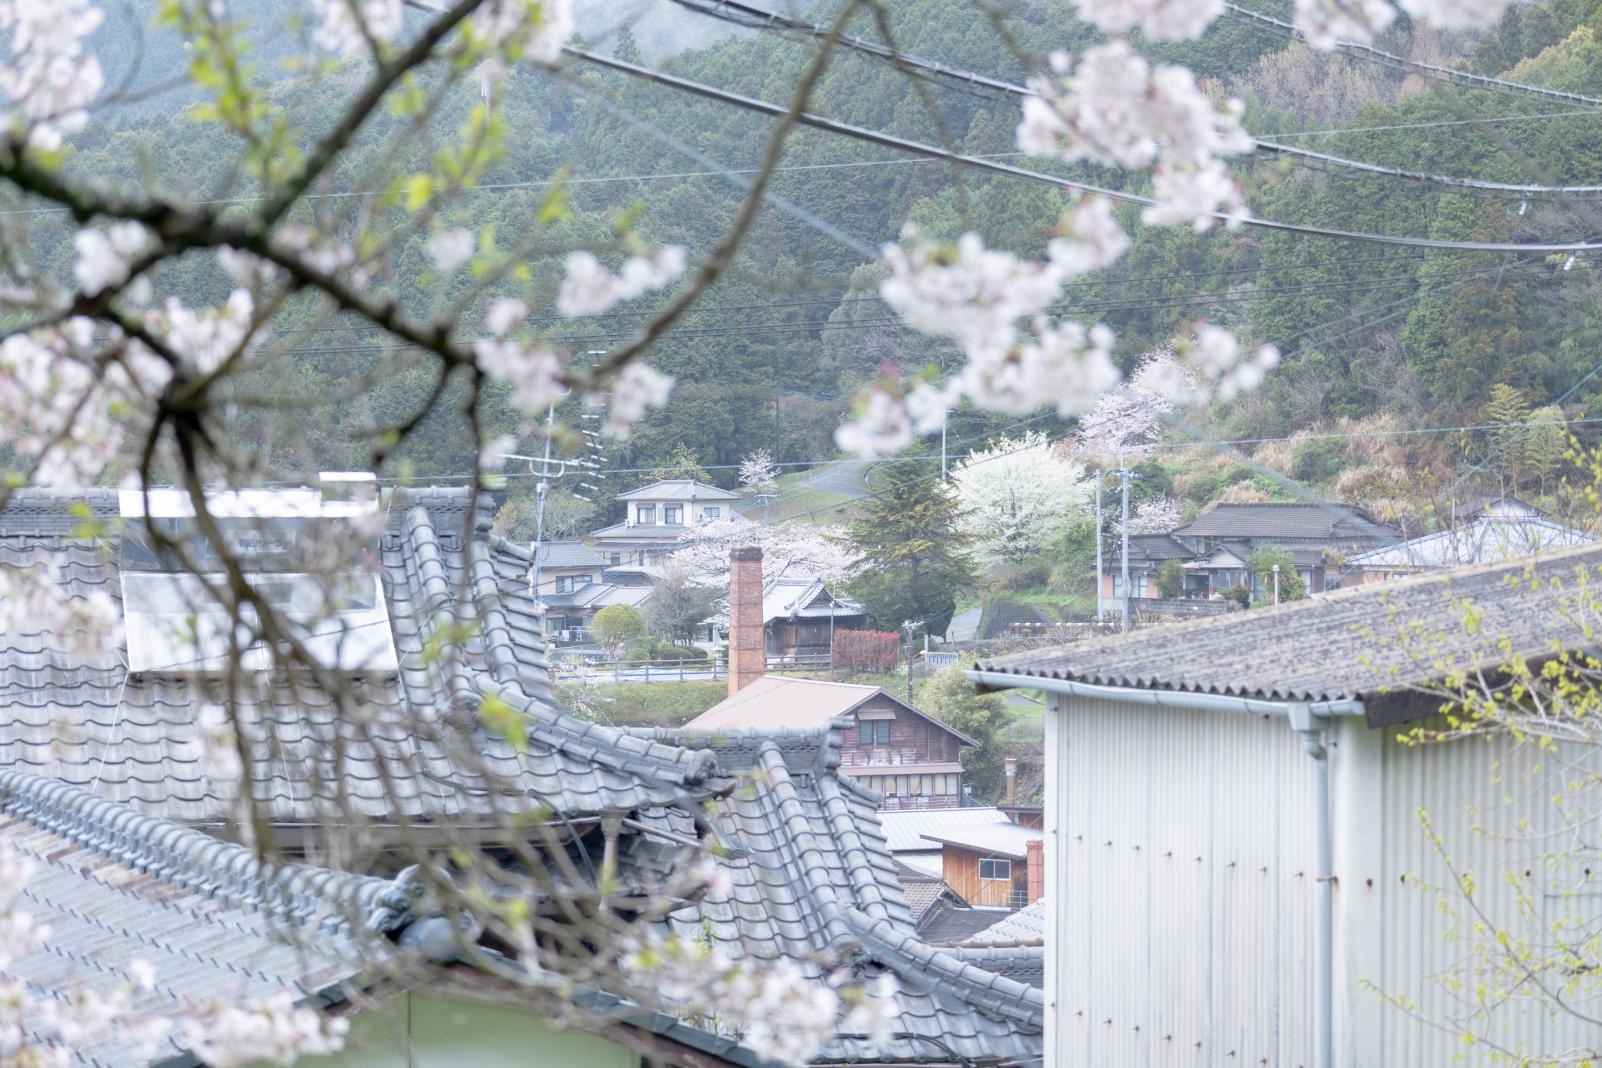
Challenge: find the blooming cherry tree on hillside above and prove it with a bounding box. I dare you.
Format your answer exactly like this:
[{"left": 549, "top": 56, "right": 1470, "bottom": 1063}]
[{"left": 953, "top": 432, "right": 1092, "bottom": 565}]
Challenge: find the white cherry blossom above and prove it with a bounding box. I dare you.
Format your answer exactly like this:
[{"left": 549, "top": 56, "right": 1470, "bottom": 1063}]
[
  {"left": 0, "top": 0, "right": 105, "bottom": 149},
  {"left": 473, "top": 0, "right": 576, "bottom": 65},
  {"left": 184, "top": 991, "right": 350, "bottom": 1067},
  {"left": 73, "top": 222, "right": 149, "bottom": 296},
  {"left": 0, "top": 554, "right": 123, "bottom": 658},
  {"left": 950, "top": 317, "right": 1121, "bottom": 417},
  {"left": 1400, "top": 0, "right": 1513, "bottom": 31},
  {"left": 1016, "top": 41, "right": 1252, "bottom": 228},
  {"left": 1048, "top": 196, "right": 1130, "bottom": 278},
  {"left": 556, "top": 246, "right": 686, "bottom": 318},
  {"left": 1293, "top": 0, "right": 1397, "bottom": 48},
  {"left": 834, "top": 386, "right": 915, "bottom": 458},
  {"left": 311, "top": 0, "right": 404, "bottom": 57},
  {"left": 485, "top": 297, "right": 528, "bottom": 336},
  {"left": 600, "top": 362, "right": 673, "bottom": 437},
  {"left": 1074, "top": 0, "right": 1224, "bottom": 41},
  {"left": 1182, "top": 322, "right": 1282, "bottom": 400},
  {"left": 145, "top": 290, "right": 259, "bottom": 375},
  {"left": 427, "top": 227, "right": 474, "bottom": 273},
  {"left": 474, "top": 337, "right": 565, "bottom": 413},
  {"left": 879, "top": 228, "right": 1062, "bottom": 352}
]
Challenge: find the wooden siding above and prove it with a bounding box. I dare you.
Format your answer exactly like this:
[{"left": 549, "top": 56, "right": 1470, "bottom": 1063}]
[
  {"left": 943, "top": 844, "right": 1029, "bottom": 909},
  {"left": 765, "top": 617, "right": 866, "bottom": 657},
  {"left": 842, "top": 693, "right": 966, "bottom": 810}
]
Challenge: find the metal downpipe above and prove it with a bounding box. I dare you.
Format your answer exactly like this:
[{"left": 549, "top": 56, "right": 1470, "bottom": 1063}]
[{"left": 1293, "top": 707, "right": 1334, "bottom": 1068}]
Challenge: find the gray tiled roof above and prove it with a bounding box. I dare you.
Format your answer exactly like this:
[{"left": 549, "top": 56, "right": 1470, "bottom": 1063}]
[
  {"left": 964, "top": 900, "right": 1045, "bottom": 946},
  {"left": 614, "top": 479, "right": 741, "bottom": 502},
  {"left": 533, "top": 540, "right": 607, "bottom": 569},
  {"left": 0, "top": 768, "right": 428, "bottom": 1068},
  {"left": 628, "top": 727, "right": 1044, "bottom": 1063},
  {"left": 1171, "top": 502, "right": 1395, "bottom": 544},
  {"left": 978, "top": 540, "right": 1602, "bottom": 725},
  {"left": 0, "top": 488, "right": 716, "bottom": 824}
]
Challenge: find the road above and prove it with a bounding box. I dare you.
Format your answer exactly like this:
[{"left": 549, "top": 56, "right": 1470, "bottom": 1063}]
[{"left": 803, "top": 457, "right": 873, "bottom": 498}]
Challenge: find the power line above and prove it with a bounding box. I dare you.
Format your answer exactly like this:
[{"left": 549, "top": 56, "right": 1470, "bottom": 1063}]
[
  {"left": 564, "top": 45, "right": 1602, "bottom": 251},
  {"left": 666, "top": 0, "right": 1602, "bottom": 198},
  {"left": 1221, "top": 2, "right": 1602, "bottom": 108}
]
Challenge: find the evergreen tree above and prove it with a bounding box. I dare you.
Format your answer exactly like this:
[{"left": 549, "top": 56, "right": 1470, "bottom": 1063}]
[
  {"left": 842, "top": 454, "right": 977, "bottom": 637},
  {"left": 1484, "top": 384, "right": 1533, "bottom": 491},
  {"left": 659, "top": 444, "right": 712, "bottom": 483}
]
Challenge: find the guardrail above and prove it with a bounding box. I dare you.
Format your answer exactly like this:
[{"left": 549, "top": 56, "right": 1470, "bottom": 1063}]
[{"left": 551, "top": 652, "right": 838, "bottom": 684}]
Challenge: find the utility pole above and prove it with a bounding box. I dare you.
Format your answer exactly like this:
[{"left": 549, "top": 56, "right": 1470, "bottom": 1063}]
[
  {"left": 1094, "top": 469, "right": 1104, "bottom": 624},
  {"left": 940, "top": 407, "right": 949, "bottom": 482},
  {"left": 902, "top": 619, "right": 918, "bottom": 701},
  {"left": 497, "top": 408, "right": 597, "bottom": 640},
  {"left": 1119, "top": 460, "right": 1131, "bottom": 634}
]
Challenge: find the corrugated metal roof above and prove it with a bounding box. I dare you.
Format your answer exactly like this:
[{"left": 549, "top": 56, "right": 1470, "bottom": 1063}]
[
  {"left": 920, "top": 822, "right": 1042, "bottom": 859},
  {"left": 877, "top": 806, "right": 1011, "bottom": 852},
  {"left": 1348, "top": 515, "right": 1594, "bottom": 567},
  {"left": 682, "top": 676, "right": 881, "bottom": 731},
  {"left": 977, "top": 539, "right": 1602, "bottom": 723}
]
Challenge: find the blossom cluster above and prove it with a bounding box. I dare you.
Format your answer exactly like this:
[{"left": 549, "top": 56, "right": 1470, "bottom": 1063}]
[
  {"left": 1017, "top": 42, "right": 1253, "bottom": 229},
  {"left": 0, "top": 555, "right": 122, "bottom": 659},
  {"left": 556, "top": 246, "right": 687, "bottom": 318},
  {"left": 621, "top": 931, "right": 898, "bottom": 1067},
  {"left": 0, "top": 0, "right": 104, "bottom": 149},
  {"left": 183, "top": 991, "right": 350, "bottom": 1067},
  {"left": 473, "top": 298, "right": 566, "bottom": 414}
]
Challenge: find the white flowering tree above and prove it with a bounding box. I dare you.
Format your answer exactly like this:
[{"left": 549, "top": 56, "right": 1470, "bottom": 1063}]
[
  {"left": 952, "top": 431, "right": 1092, "bottom": 565},
  {"left": 738, "top": 449, "right": 780, "bottom": 492},
  {"left": 668, "top": 514, "right": 853, "bottom": 588},
  {"left": 0, "top": 0, "right": 1538, "bottom": 1061}
]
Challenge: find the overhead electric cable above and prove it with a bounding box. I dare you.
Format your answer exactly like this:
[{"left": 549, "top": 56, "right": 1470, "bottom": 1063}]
[
  {"left": 666, "top": 0, "right": 1602, "bottom": 197},
  {"left": 1221, "top": 2, "right": 1602, "bottom": 107},
  {"left": 563, "top": 45, "right": 1602, "bottom": 252}
]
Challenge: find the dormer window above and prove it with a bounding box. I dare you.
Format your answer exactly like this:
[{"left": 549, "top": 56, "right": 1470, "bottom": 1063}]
[
  {"left": 637, "top": 505, "right": 656, "bottom": 525},
  {"left": 664, "top": 505, "right": 682, "bottom": 525}
]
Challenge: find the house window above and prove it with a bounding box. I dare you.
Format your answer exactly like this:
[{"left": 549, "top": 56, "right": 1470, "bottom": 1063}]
[
  {"left": 664, "top": 505, "right": 682, "bottom": 525},
  {"left": 609, "top": 553, "right": 621, "bottom": 565},
  {"left": 703, "top": 506, "right": 720, "bottom": 519},
  {"left": 637, "top": 505, "right": 656, "bottom": 525},
  {"left": 979, "top": 858, "right": 1012, "bottom": 881},
  {"left": 554, "top": 576, "right": 569, "bottom": 593},
  {"left": 857, "top": 719, "right": 891, "bottom": 745}
]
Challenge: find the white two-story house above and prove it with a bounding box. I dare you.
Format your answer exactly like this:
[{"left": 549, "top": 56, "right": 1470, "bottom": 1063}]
[{"left": 584, "top": 479, "right": 740, "bottom": 566}]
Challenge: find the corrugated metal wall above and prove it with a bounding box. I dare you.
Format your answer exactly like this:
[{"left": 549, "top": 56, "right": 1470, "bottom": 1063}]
[
  {"left": 1052, "top": 695, "right": 1317, "bottom": 1067},
  {"left": 1047, "top": 696, "right": 1602, "bottom": 1068},
  {"left": 1376, "top": 725, "right": 1602, "bottom": 1063}
]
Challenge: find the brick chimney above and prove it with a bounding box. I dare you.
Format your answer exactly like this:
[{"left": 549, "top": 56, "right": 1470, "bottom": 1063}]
[
  {"left": 1025, "top": 837, "right": 1044, "bottom": 906},
  {"left": 727, "top": 546, "right": 765, "bottom": 696}
]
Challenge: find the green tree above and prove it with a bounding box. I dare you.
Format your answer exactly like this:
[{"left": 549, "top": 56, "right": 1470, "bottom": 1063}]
[
  {"left": 1156, "top": 558, "right": 1185, "bottom": 599},
  {"left": 1484, "top": 384, "right": 1534, "bottom": 491},
  {"left": 1518, "top": 404, "right": 1568, "bottom": 492},
  {"left": 591, "top": 605, "right": 648, "bottom": 661},
  {"left": 658, "top": 444, "right": 712, "bottom": 483},
  {"left": 1246, "top": 546, "right": 1307, "bottom": 606},
  {"left": 842, "top": 455, "right": 978, "bottom": 637},
  {"left": 918, "top": 664, "right": 1013, "bottom": 802}
]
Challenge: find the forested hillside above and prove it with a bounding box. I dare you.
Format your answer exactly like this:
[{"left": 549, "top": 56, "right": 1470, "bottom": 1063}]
[{"left": 47, "top": 0, "right": 1602, "bottom": 520}]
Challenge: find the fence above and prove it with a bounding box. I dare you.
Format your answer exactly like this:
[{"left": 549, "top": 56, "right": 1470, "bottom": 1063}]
[{"left": 551, "top": 652, "right": 835, "bottom": 684}]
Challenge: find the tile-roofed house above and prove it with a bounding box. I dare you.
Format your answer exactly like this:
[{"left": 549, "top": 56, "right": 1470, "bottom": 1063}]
[
  {"left": 1169, "top": 501, "right": 1396, "bottom": 548},
  {"left": 757, "top": 576, "right": 868, "bottom": 660},
  {"left": 0, "top": 487, "right": 716, "bottom": 827},
  {"left": 963, "top": 899, "right": 1045, "bottom": 947},
  {"left": 1, "top": 487, "right": 1041, "bottom": 1065},
  {"left": 614, "top": 479, "right": 742, "bottom": 503},
  {"left": 878, "top": 805, "right": 1014, "bottom": 874},
  {"left": 1103, "top": 504, "right": 1401, "bottom": 601},
  {"left": 627, "top": 725, "right": 1044, "bottom": 1064},
  {"left": 0, "top": 767, "right": 435, "bottom": 1068},
  {"left": 683, "top": 677, "right": 975, "bottom": 809},
  {"left": 970, "top": 541, "right": 1602, "bottom": 1066}
]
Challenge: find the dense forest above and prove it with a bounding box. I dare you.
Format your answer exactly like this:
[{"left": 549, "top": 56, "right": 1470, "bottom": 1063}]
[{"left": 41, "top": 0, "right": 1602, "bottom": 525}]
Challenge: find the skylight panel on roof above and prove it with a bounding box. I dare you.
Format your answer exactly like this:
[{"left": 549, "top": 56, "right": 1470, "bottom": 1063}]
[{"left": 121, "top": 571, "right": 398, "bottom": 675}]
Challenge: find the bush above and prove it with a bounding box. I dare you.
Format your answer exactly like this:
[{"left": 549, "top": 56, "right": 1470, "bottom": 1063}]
[
  {"left": 623, "top": 638, "right": 710, "bottom": 664},
  {"left": 1291, "top": 438, "right": 1349, "bottom": 484},
  {"left": 833, "top": 629, "right": 901, "bottom": 673}
]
